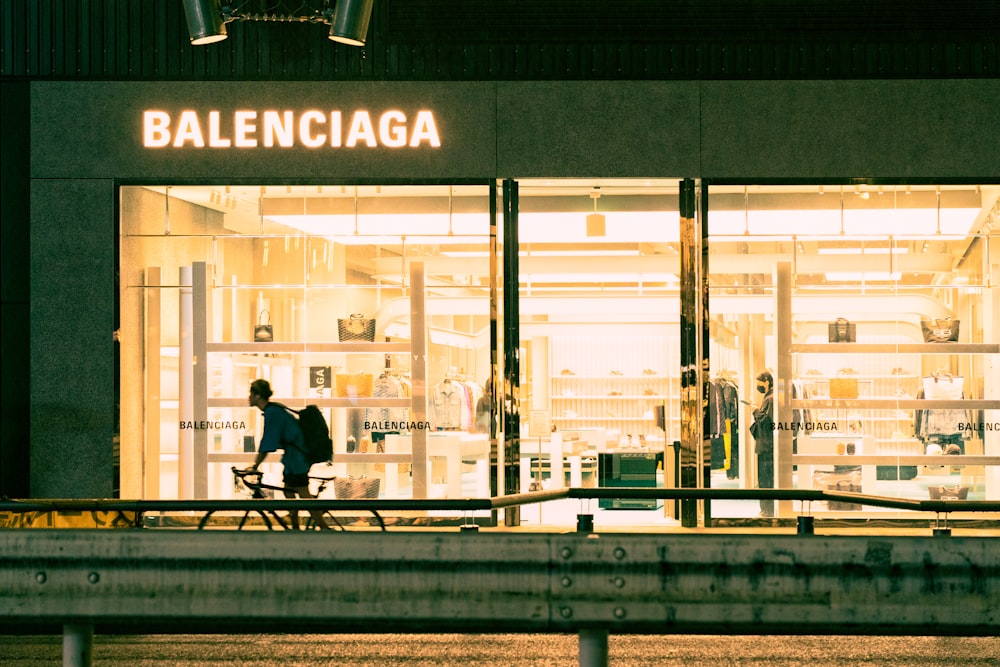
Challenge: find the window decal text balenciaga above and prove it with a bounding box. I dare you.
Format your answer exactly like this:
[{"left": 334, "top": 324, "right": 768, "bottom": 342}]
[{"left": 143, "top": 109, "right": 441, "bottom": 149}]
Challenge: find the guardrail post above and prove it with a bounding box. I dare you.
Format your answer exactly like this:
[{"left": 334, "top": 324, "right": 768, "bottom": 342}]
[
  {"left": 576, "top": 514, "right": 594, "bottom": 533},
  {"left": 797, "top": 516, "right": 815, "bottom": 535},
  {"left": 579, "top": 628, "right": 609, "bottom": 667},
  {"left": 63, "top": 623, "right": 93, "bottom": 667}
]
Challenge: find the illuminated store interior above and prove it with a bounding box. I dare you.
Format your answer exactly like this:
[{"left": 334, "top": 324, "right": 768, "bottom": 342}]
[{"left": 119, "top": 181, "right": 1000, "bottom": 526}]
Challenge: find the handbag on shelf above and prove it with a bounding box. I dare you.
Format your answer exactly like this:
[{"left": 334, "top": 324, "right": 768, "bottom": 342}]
[
  {"left": 813, "top": 469, "right": 863, "bottom": 511},
  {"left": 829, "top": 370, "right": 859, "bottom": 399},
  {"left": 335, "top": 372, "right": 374, "bottom": 398},
  {"left": 334, "top": 475, "right": 381, "bottom": 499},
  {"left": 928, "top": 485, "right": 969, "bottom": 500},
  {"left": 253, "top": 310, "right": 273, "bottom": 342},
  {"left": 337, "top": 314, "right": 376, "bottom": 342},
  {"left": 827, "top": 317, "right": 856, "bottom": 343},
  {"left": 921, "top": 317, "right": 960, "bottom": 343}
]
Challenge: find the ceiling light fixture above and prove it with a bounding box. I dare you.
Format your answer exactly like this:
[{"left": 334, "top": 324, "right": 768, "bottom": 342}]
[
  {"left": 328, "top": 0, "right": 375, "bottom": 45},
  {"left": 181, "top": 0, "right": 228, "bottom": 45},
  {"left": 587, "top": 188, "right": 606, "bottom": 237},
  {"left": 182, "top": 0, "right": 373, "bottom": 47}
]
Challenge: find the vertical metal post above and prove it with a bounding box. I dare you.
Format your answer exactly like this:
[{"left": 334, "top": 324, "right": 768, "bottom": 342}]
[
  {"left": 502, "top": 179, "right": 521, "bottom": 526},
  {"left": 579, "top": 629, "right": 609, "bottom": 667},
  {"left": 489, "top": 181, "right": 500, "bottom": 506},
  {"left": 698, "top": 182, "right": 712, "bottom": 525},
  {"left": 776, "top": 262, "right": 793, "bottom": 516},
  {"left": 63, "top": 623, "right": 93, "bottom": 667},
  {"left": 679, "top": 178, "right": 709, "bottom": 527}
]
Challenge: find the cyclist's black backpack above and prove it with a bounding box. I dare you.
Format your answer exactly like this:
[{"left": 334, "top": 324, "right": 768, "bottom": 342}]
[{"left": 278, "top": 403, "right": 333, "bottom": 465}]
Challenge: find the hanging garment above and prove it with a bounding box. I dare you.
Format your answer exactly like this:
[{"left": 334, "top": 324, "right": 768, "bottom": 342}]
[{"left": 431, "top": 379, "right": 464, "bottom": 429}]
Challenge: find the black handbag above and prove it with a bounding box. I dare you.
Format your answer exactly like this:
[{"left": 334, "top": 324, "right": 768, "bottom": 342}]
[
  {"left": 254, "top": 310, "right": 273, "bottom": 342},
  {"left": 337, "top": 314, "right": 376, "bottom": 342},
  {"left": 828, "top": 317, "right": 856, "bottom": 343},
  {"left": 921, "top": 317, "right": 960, "bottom": 343}
]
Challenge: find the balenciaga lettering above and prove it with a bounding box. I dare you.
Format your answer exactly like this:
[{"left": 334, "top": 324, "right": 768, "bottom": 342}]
[
  {"left": 774, "top": 422, "right": 838, "bottom": 431},
  {"left": 179, "top": 420, "right": 247, "bottom": 430},
  {"left": 958, "top": 422, "right": 1000, "bottom": 432},
  {"left": 363, "top": 421, "right": 431, "bottom": 431},
  {"left": 143, "top": 109, "right": 441, "bottom": 149}
]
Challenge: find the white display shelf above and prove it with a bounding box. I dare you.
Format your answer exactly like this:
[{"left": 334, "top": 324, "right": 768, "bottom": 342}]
[
  {"left": 792, "top": 398, "right": 1000, "bottom": 410},
  {"left": 552, "top": 395, "right": 669, "bottom": 400},
  {"left": 791, "top": 343, "right": 1000, "bottom": 354},
  {"left": 167, "top": 260, "right": 435, "bottom": 500},
  {"left": 552, "top": 417, "right": 658, "bottom": 422},
  {"left": 777, "top": 259, "right": 1000, "bottom": 515},
  {"left": 207, "top": 342, "right": 411, "bottom": 354},
  {"left": 206, "top": 397, "right": 412, "bottom": 409}
]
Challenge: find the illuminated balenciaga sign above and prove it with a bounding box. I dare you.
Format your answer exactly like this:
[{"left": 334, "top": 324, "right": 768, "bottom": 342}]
[{"left": 143, "top": 109, "right": 441, "bottom": 148}]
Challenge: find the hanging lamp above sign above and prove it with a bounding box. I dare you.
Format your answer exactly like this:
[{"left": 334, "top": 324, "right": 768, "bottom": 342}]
[{"left": 181, "top": 0, "right": 375, "bottom": 47}]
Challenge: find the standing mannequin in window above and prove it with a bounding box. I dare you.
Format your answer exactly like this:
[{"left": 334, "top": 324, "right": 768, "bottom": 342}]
[
  {"left": 749, "top": 371, "right": 775, "bottom": 518},
  {"left": 248, "top": 379, "right": 330, "bottom": 530}
]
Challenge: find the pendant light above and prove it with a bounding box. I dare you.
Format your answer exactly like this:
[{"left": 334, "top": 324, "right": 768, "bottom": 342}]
[{"left": 587, "top": 187, "right": 605, "bottom": 237}]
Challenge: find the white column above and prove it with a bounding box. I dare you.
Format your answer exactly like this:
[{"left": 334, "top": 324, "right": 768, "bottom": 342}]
[
  {"left": 178, "top": 265, "right": 194, "bottom": 499},
  {"left": 192, "top": 262, "right": 208, "bottom": 498}
]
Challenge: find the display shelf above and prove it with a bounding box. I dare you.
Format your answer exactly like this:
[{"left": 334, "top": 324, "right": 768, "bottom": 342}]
[
  {"left": 552, "top": 417, "right": 659, "bottom": 422},
  {"left": 175, "top": 260, "right": 435, "bottom": 500},
  {"left": 793, "top": 455, "right": 1000, "bottom": 466},
  {"left": 791, "top": 343, "right": 1000, "bottom": 354},
  {"left": 552, "top": 395, "right": 669, "bottom": 400},
  {"left": 791, "top": 398, "right": 1000, "bottom": 410},
  {"left": 206, "top": 397, "right": 412, "bottom": 409},
  {"left": 206, "top": 342, "right": 410, "bottom": 354},
  {"left": 547, "top": 333, "right": 678, "bottom": 440},
  {"left": 777, "top": 260, "right": 999, "bottom": 515}
]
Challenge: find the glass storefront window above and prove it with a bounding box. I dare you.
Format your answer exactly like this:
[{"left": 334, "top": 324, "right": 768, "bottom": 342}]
[
  {"left": 120, "top": 184, "right": 494, "bottom": 519},
  {"left": 708, "top": 184, "right": 1000, "bottom": 520},
  {"left": 120, "top": 180, "right": 1000, "bottom": 528}
]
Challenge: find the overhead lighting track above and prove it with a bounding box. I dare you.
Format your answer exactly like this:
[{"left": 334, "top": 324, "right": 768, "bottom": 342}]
[{"left": 182, "top": 0, "right": 374, "bottom": 46}]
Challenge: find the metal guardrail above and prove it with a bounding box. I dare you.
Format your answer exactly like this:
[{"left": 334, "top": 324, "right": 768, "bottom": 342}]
[
  {"left": 3, "top": 489, "right": 1000, "bottom": 667},
  {"left": 1, "top": 487, "right": 998, "bottom": 531},
  {"left": 4, "top": 524, "right": 1000, "bottom": 667}
]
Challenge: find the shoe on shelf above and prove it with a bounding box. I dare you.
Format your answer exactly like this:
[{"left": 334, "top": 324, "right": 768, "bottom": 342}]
[
  {"left": 642, "top": 369, "right": 657, "bottom": 376},
  {"left": 610, "top": 369, "right": 624, "bottom": 376},
  {"left": 560, "top": 369, "right": 575, "bottom": 375}
]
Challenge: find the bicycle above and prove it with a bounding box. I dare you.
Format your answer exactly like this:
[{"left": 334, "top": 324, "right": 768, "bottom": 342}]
[{"left": 225, "top": 467, "right": 344, "bottom": 531}]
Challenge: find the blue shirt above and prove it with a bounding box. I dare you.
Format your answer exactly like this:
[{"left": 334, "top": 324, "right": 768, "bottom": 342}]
[{"left": 258, "top": 402, "right": 310, "bottom": 475}]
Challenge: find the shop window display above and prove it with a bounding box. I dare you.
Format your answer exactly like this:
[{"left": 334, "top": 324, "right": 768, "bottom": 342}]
[
  {"left": 707, "top": 185, "right": 1000, "bottom": 520},
  {"left": 119, "top": 181, "right": 1000, "bottom": 527},
  {"left": 119, "top": 184, "right": 494, "bottom": 517}
]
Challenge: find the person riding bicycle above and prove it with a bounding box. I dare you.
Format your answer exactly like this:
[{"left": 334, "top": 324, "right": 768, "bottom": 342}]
[{"left": 248, "top": 378, "right": 331, "bottom": 530}]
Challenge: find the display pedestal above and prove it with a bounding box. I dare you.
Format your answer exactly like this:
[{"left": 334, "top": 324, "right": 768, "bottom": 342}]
[
  {"left": 385, "top": 433, "right": 490, "bottom": 498},
  {"left": 597, "top": 449, "right": 663, "bottom": 509}
]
